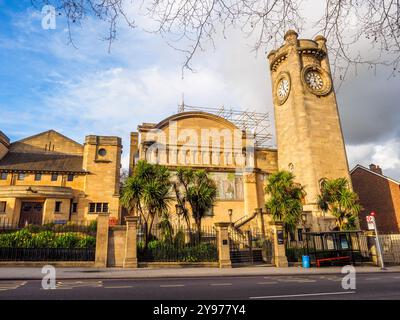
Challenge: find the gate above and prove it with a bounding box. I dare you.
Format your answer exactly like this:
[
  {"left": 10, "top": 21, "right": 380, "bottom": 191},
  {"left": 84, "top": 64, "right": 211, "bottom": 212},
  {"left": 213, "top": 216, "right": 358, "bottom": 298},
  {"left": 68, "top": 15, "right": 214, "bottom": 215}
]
[{"left": 228, "top": 226, "right": 273, "bottom": 265}]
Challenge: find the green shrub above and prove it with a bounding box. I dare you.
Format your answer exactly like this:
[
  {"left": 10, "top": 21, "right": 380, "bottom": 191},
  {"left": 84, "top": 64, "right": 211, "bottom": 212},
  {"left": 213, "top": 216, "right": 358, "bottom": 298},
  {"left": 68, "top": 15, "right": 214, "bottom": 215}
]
[
  {"left": 53, "top": 233, "right": 81, "bottom": 248},
  {"left": 0, "top": 228, "right": 96, "bottom": 249},
  {"left": 138, "top": 240, "right": 218, "bottom": 262},
  {"left": 76, "top": 236, "right": 96, "bottom": 248},
  {"left": 12, "top": 229, "right": 34, "bottom": 247},
  {"left": 31, "top": 231, "right": 56, "bottom": 248},
  {"left": 173, "top": 230, "right": 185, "bottom": 247},
  {"left": 25, "top": 224, "right": 41, "bottom": 233},
  {"left": 88, "top": 220, "right": 97, "bottom": 233},
  {"left": 0, "top": 233, "right": 14, "bottom": 248}
]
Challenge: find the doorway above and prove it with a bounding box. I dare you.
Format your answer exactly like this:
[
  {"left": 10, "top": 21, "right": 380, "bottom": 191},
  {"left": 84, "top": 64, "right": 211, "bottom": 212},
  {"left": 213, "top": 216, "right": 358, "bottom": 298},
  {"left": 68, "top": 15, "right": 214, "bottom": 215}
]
[{"left": 19, "top": 202, "right": 44, "bottom": 227}]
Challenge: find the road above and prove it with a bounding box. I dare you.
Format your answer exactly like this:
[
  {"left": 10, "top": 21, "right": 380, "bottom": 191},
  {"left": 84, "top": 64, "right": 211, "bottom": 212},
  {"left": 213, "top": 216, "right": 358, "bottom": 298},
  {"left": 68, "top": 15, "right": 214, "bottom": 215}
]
[{"left": 0, "top": 273, "right": 400, "bottom": 300}]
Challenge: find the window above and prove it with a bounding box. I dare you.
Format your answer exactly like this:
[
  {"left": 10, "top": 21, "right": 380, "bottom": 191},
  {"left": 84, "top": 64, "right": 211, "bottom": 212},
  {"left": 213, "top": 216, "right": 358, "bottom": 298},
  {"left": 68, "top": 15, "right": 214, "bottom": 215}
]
[
  {"left": 96, "top": 203, "right": 102, "bottom": 213},
  {"left": 89, "top": 202, "right": 109, "bottom": 213},
  {"left": 71, "top": 203, "right": 78, "bottom": 213},
  {"left": 51, "top": 173, "right": 58, "bottom": 181},
  {"left": 34, "top": 173, "right": 42, "bottom": 181},
  {"left": 89, "top": 203, "right": 96, "bottom": 213},
  {"left": 18, "top": 173, "right": 25, "bottom": 180},
  {"left": 55, "top": 201, "right": 62, "bottom": 213},
  {"left": 0, "top": 173, "right": 7, "bottom": 180},
  {"left": 0, "top": 201, "right": 6, "bottom": 213},
  {"left": 67, "top": 174, "right": 74, "bottom": 182},
  {"left": 98, "top": 148, "right": 107, "bottom": 156}
]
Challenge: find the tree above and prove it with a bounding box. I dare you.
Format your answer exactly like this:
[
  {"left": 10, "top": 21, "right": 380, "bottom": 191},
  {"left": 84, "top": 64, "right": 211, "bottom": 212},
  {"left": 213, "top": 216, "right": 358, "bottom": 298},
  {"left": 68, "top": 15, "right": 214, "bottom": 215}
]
[
  {"left": 317, "top": 178, "right": 361, "bottom": 231},
  {"left": 265, "top": 170, "right": 306, "bottom": 237},
  {"left": 158, "top": 211, "right": 174, "bottom": 243},
  {"left": 32, "top": 1, "right": 400, "bottom": 78},
  {"left": 120, "top": 160, "right": 172, "bottom": 247},
  {"left": 172, "top": 168, "right": 193, "bottom": 232},
  {"left": 175, "top": 168, "right": 217, "bottom": 240}
]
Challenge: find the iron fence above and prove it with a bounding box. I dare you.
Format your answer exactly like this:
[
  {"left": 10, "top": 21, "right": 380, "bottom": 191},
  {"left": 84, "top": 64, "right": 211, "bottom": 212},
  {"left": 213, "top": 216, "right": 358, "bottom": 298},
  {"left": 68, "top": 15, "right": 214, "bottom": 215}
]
[
  {"left": 379, "top": 234, "right": 400, "bottom": 265},
  {"left": 0, "top": 219, "right": 97, "bottom": 261},
  {"left": 137, "top": 224, "right": 218, "bottom": 262},
  {"left": 0, "top": 247, "right": 95, "bottom": 261}
]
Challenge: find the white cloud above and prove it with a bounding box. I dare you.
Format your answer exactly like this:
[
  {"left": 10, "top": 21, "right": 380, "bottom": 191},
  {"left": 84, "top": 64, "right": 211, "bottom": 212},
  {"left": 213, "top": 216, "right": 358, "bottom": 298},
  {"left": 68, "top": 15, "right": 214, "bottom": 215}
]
[{"left": 347, "top": 139, "right": 400, "bottom": 180}]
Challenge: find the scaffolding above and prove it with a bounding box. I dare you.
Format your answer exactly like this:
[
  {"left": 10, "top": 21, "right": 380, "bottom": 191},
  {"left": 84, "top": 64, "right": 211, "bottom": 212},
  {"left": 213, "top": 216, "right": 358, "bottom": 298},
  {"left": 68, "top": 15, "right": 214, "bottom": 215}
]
[{"left": 177, "top": 103, "right": 273, "bottom": 148}]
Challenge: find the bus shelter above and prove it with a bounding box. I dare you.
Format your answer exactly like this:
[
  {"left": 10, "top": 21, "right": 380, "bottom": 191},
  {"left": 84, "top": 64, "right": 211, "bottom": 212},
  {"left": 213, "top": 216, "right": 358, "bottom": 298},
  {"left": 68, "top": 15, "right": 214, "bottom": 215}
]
[{"left": 303, "top": 230, "right": 370, "bottom": 267}]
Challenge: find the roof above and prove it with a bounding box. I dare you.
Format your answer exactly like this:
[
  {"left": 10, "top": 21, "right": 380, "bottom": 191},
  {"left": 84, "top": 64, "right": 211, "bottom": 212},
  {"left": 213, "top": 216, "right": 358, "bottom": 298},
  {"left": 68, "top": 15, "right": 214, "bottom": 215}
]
[
  {"left": 0, "top": 131, "right": 10, "bottom": 144},
  {"left": 152, "top": 111, "right": 240, "bottom": 131},
  {"left": 12, "top": 129, "right": 82, "bottom": 147},
  {"left": 350, "top": 164, "right": 400, "bottom": 185},
  {"left": 0, "top": 152, "right": 86, "bottom": 173}
]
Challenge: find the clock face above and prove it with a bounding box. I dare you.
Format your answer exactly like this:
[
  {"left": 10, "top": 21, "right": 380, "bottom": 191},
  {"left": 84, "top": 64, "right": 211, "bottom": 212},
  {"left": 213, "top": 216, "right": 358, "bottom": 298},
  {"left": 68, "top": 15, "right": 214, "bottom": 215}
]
[
  {"left": 277, "top": 79, "right": 290, "bottom": 101},
  {"left": 305, "top": 71, "right": 324, "bottom": 91}
]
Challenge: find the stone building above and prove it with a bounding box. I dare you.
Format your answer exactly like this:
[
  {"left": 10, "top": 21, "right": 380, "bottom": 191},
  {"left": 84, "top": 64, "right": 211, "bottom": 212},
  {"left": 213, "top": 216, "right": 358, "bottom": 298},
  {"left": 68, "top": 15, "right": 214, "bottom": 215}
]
[
  {"left": 351, "top": 164, "right": 400, "bottom": 233},
  {"left": 131, "top": 111, "right": 278, "bottom": 228},
  {"left": 130, "top": 30, "right": 352, "bottom": 232},
  {"left": 0, "top": 130, "right": 122, "bottom": 226},
  {"left": 0, "top": 31, "right": 352, "bottom": 233}
]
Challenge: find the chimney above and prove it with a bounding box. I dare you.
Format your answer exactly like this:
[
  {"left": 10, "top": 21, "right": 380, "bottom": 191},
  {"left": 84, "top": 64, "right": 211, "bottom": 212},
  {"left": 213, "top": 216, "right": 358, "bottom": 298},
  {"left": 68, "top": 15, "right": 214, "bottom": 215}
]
[{"left": 369, "top": 164, "right": 383, "bottom": 175}]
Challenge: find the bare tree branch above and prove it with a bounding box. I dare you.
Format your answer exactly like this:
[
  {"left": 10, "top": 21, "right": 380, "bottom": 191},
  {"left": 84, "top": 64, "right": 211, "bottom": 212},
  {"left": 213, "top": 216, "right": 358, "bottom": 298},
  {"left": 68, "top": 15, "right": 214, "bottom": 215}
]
[{"left": 31, "top": 1, "right": 400, "bottom": 81}]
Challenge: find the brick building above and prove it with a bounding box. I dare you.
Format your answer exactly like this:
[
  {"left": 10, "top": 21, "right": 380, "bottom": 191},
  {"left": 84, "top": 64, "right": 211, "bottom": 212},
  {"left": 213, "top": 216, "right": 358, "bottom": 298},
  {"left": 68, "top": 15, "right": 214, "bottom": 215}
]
[{"left": 351, "top": 164, "right": 400, "bottom": 233}]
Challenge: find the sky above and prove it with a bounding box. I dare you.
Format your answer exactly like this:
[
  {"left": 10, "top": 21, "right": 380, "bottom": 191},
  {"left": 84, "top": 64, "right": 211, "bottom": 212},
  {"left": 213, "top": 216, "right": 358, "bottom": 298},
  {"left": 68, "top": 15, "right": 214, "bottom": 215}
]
[{"left": 0, "top": 0, "right": 399, "bottom": 180}]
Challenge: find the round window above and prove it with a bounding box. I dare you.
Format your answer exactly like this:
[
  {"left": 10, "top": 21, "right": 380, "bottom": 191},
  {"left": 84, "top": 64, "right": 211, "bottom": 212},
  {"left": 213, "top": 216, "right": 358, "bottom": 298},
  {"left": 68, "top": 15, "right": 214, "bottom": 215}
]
[{"left": 98, "top": 148, "right": 107, "bottom": 156}]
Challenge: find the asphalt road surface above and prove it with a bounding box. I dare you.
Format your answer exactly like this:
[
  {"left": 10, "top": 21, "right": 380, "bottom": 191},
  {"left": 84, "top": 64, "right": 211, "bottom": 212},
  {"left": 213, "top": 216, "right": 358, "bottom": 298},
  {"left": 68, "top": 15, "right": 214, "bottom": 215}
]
[{"left": 0, "top": 273, "right": 400, "bottom": 300}]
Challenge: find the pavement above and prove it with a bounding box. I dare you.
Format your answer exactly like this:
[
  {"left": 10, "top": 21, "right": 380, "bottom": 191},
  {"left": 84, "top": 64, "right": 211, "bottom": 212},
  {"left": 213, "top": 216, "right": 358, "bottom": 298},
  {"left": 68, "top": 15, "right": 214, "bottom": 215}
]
[
  {"left": 0, "top": 265, "right": 399, "bottom": 280},
  {"left": 1, "top": 273, "right": 400, "bottom": 300}
]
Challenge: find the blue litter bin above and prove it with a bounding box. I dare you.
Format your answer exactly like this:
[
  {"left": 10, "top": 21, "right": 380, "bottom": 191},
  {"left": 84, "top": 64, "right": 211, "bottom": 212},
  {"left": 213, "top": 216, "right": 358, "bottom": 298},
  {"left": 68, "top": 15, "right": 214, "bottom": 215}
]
[{"left": 302, "top": 255, "right": 310, "bottom": 268}]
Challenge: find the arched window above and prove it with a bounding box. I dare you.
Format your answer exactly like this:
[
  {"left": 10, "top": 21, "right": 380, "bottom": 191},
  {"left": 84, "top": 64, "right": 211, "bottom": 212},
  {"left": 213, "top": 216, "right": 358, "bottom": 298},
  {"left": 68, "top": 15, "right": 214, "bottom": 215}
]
[{"left": 288, "top": 163, "right": 294, "bottom": 172}]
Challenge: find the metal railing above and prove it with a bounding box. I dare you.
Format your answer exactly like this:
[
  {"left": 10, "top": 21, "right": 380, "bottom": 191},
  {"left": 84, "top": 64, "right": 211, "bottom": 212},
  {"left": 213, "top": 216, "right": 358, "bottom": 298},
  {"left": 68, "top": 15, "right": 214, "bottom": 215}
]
[
  {"left": 379, "top": 234, "right": 400, "bottom": 265},
  {"left": 137, "top": 224, "right": 218, "bottom": 262},
  {"left": 0, "top": 219, "right": 97, "bottom": 261}
]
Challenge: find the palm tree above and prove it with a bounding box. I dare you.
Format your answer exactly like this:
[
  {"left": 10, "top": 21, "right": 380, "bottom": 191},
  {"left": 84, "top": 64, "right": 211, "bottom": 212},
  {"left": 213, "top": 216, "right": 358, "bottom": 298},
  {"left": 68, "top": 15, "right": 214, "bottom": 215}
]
[
  {"left": 175, "top": 168, "right": 217, "bottom": 241},
  {"left": 173, "top": 168, "right": 192, "bottom": 232},
  {"left": 120, "top": 160, "right": 172, "bottom": 247},
  {"left": 265, "top": 171, "right": 306, "bottom": 237},
  {"left": 317, "top": 178, "right": 361, "bottom": 230}
]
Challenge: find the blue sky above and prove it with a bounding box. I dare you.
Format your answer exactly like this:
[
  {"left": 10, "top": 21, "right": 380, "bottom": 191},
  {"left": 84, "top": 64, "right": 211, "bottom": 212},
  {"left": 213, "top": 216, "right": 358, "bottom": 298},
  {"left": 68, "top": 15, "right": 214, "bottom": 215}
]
[{"left": 1, "top": 0, "right": 400, "bottom": 179}]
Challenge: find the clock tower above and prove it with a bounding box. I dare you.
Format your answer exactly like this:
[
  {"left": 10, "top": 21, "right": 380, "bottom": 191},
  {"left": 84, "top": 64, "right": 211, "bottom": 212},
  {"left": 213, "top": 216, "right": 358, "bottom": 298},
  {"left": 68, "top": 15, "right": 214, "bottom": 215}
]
[{"left": 267, "top": 30, "right": 351, "bottom": 231}]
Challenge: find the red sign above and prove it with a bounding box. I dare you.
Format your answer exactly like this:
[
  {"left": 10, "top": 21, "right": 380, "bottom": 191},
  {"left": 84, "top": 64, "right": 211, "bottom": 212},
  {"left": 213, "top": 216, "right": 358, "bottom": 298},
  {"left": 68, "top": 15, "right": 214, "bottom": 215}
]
[
  {"left": 366, "top": 215, "right": 375, "bottom": 230},
  {"left": 109, "top": 217, "right": 118, "bottom": 226}
]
